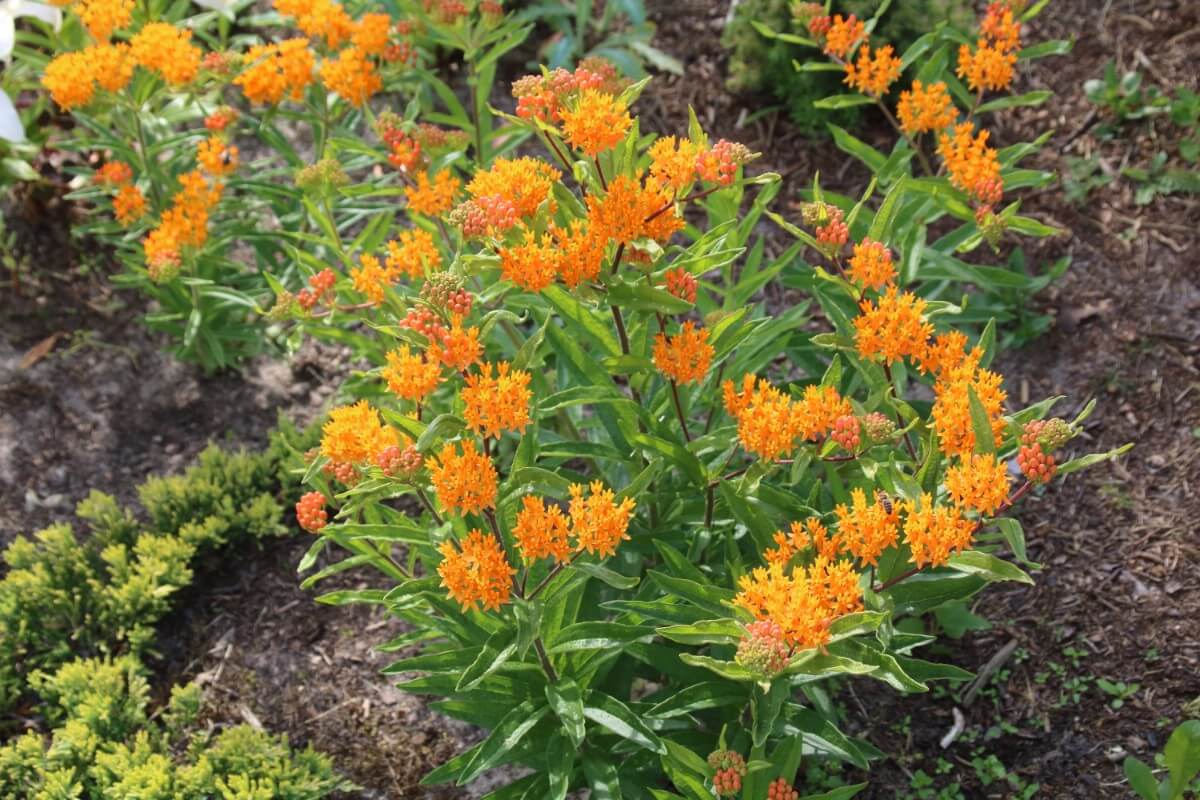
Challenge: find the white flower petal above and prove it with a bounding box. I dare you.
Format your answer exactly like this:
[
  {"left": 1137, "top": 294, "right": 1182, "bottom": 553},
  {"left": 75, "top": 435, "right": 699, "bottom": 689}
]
[
  {"left": 15, "top": 1, "right": 62, "bottom": 30},
  {"left": 0, "top": 87, "right": 26, "bottom": 143},
  {"left": 0, "top": 14, "right": 15, "bottom": 63}
]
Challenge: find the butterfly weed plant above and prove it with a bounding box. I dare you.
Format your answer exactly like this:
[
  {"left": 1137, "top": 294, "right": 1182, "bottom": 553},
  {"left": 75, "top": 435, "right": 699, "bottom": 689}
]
[{"left": 34, "top": 0, "right": 1130, "bottom": 796}]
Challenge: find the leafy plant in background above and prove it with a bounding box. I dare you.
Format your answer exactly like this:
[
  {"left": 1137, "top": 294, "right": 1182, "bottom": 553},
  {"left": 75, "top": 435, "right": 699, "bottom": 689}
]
[
  {"left": 771, "top": 0, "right": 1071, "bottom": 350},
  {"left": 0, "top": 0, "right": 61, "bottom": 204},
  {"left": 1124, "top": 720, "right": 1200, "bottom": 800},
  {"left": 258, "top": 10, "right": 1126, "bottom": 798},
  {"left": 517, "top": 0, "right": 682, "bottom": 78},
  {"left": 724, "top": 0, "right": 973, "bottom": 135}
]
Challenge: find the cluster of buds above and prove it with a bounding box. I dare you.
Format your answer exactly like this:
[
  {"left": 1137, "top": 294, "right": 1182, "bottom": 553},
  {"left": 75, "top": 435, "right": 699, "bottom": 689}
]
[
  {"left": 663, "top": 267, "right": 698, "bottom": 304},
  {"left": 379, "top": 121, "right": 421, "bottom": 172},
  {"left": 734, "top": 619, "right": 790, "bottom": 678},
  {"left": 801, "top": 201, "right": 849, "bottom": 257},
  {"left": 324, "top": 460, "right": 359, "bottom": 486},
  {"left": 831, "top": 414, "right": 862, "bottom": 451},
  {"left": 1016, "top": 418, "right": 1073, "bottom": 484},
  {"left": 93, "top": 161, "right": 133, "bottom": 186},
  {"left": 791, "top": 1, "right": 824, "bottom": 28},
  {"left": 204, "top": 106, "right": 238, "bottom": 133},
  {"left": 201, "top": 50, "right": 237, "bottom": 76},
  {"left": 974, "top": 204, "right": 1008, "bottom": 250},
  {"left": 767, "top": 777, "right": 800, "bottom": 800},
  {"left": 421, "top": 272, "right": 473, "bottom": 315},
  {"left": 400, "top": 306, "right": 448, "bottom": 340},
  {"left": 696, "top": 139, "right": 753, "bottom": 186},
  {"left": 511, "top": 57, "right": 627, "bottom": 123},
  {"left": 296, "top": 157, "right": 350, "bottom": 195},
  {"left": 295, "top": 491, "right": 328, "bottom": 533},
  {"left": 706, "top": 750, "right": 747, "bottom": 798},
  {"left": 861, "top": 411, "right": 897, "bottom": 443},
  {"left": 297, "top": 268, "right": 337, "bottom": 312},
  {"left": 376, "top": 444, "right": 424, "bottom": 479},
  {"left": 267, "top": 289, "right": 296, "bottom": 321},
  {"left": 148, "top": 252, "right": 182, "bottom": 283},
  {"left": 449, "top": 195, "right": 519, "bottom": 238},
  {"left": 426, "top": 0, "right": 469, "bottom": 23}
]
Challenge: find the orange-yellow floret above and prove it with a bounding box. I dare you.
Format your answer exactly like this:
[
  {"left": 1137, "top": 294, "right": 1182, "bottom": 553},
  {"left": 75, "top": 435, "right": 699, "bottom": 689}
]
[
  {"left": 437, "top": 529, "right": 515, "bottom": 611},
  {"left": 844, "top": 44, "right": 901, "bottom": 97},
  {"left": 653, "top": 322, "right": 714, "bottom": 386},
  {"left": 461, "top": 361, "right": 532, "bottom": 439},
  {"left": 833, "top": 488, "right": 900, "bottom": 566},
  {"left": 130, "top": 23, "right": 201, "bottom": 85},
  {"left": 235, "top": 39, "right": 314, "bottom": 105},
  {"left": 513, "top": 496, "right": 572, "bottom": 563},
  {"left": 320, "top": 400, "right": 400, "bottom": 465},
  {"left": 846, "top": 238, "right": 896, "bottom": 290},
  {"left": 944, "top": 453, "right": 1010, "bottom": 516},
  {"left": 426, "top": 439, "right": 497, "bottom": 516},
  {"left": 901, "top": 494, "right": 975, "bottom": 567},
  {"left": 320, "top": 46, "right": 381, "bottom": 106},
  {"left": 897, "top": 80, "right": 957, "bottom": 136},
  {"left": 569, "top": 481, "right": 636, "bottom": 558},
  {"left": 560, "top": 89, "right": 632, "bottom": 157},
  {"left": 405, "top": 171, "right": 461, "bottom": 217},
  {"left": 382, "top": 345, "right": 442, "bottom": 403},
  {"left": 467, "top": 157, "right": 560, "bottom": 219},
  {"left": 853, "top": 286, "right": 933, "bottom": 365}
]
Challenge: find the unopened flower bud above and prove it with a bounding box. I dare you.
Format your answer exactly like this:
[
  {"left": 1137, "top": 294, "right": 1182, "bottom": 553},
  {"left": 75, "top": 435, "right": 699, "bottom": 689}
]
[
  {"left": 1017, "top": 443, "right": 1056, "bottom": 484},
  {"left": 296, "top": 491, "right": 328, "bottom": 533},
  {"left": 862, "top": 411, "right": 896, "bottom": 442},
  {"left": 734, "top": 619, "right": 790, "bottom": 678}
]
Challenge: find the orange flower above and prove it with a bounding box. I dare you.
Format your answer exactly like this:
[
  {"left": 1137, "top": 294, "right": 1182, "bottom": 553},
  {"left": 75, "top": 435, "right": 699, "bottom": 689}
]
[
  {"left": 664, "top": 267, "right": 697, "bottom": 303},
  {"left": 461, "top": 361, "right": 532, "bottom": 439},
  {"left": 800, "top": 518, "right": 843, "bottom": 561},
  {"left": 957, "top": 40, "right": 1017, "bottom": 94},
  {"left": 653, "top": 322, "right": 714, "bottom": 386},
  {"left": 141, "top": 170, "right": 223, "bottom": 272},
  {"left": 437, "top": 529, "right": 515, "bottom": 611},
  {"left": 931, "top": 361, "right": 1007, "bottom": 458},
  {"left": 723, "top": 375, "right": 801, "bottom": 461},
  {"left": 586, "top": 174, "right": 682, "bottom": 246},
  {"left": 938, "top": 122, "right": 1003, "bottom": 205},
  {"left": 793, "top": 384, "right": 853, "bottom": 441},
  {"left": 853, "top": 286, "right": 933, "bottom": 365},
  {"left": 426, "top": 440, "right": 497, "bottom": 516},
  {"left": 560, "top": 89, "right": 632, "bottom": 157},
  {"left": 695, "top": 140, "right": 752, "bottom": 186},
  {"left": 846, "top": 238, "right": 896, "bottom": 290},
  {"left": 499, "top": 230, "right": 557, "bottom": 292},
  {"left": 734, "top": 558, "right": 862, "bottom": 650},
  {"left": 429, "top": 318, "right": 483, "bottom": 371},
  {"left": 274, "top": 0, "right": 353, "bottom": 48},
  {"left": 320, "top": 46, "right": 381, "bottom": 106},
  {"left": 235, "top": 39, "right": 314, "bottom": 105},
  {"left": 944, "top": 454, "right": 1010, "bottom": 516},
  {"left": 113, "top": 184, "right": 146, "bottom": 226},
  {"left": 197, "top": 136, "right": 238, "bottom": 177},
  {"left": 384, "top": 229, "right": 439, "bottom": 279},
  {"left": 77, "top": 0, "right": 133, "bottom": 42},
  {"left": 467, "top": 157, "right": 560, "bottom": 219},
  {"left": 649, "top": 135, "right": 699, "bottom": 190},
  {"left": 918, "top": 331, "right": 981, "bottom": 377},
  {"left": 382, "top": 345, "right": 442, "bottom": 403},
  {"left": 569, "top": 481, "right": 636, "bottom": 558},
  {"left": 95, "top": 161, "right": 133, "bottom": 186},
  {"left": 320, "top": 400, "right": 400, "bottom": 465},
  {"left": 981, "top": 2, "right": 1021, "bottom": 53},
  {"left": 833, "top": 488, "right": 900, "bottom": 566},
  {"left": 902, "top": 495, "right": 975, "bottom": 567},
  {"left": 513, "top": 496, "right": 572, "bottom": 563},
  {"left": 42, "top": 51, "right": 96, "bottom": 110},
  {"left": 822, "top": 14, "right": 866, "bottom": 58},
  {"left": 89, "top": 43, "right": 135, "bottom": 92},
  {"left": 844, "top": 44, "right": 901, "bottom": 97},
  {"left": 130, "top": 23, "right": 201, "bottom": 85},
  {"left": 897, "top": 80, "right": 956, "bottom": 136},
  {"left": 351, "top": 12, "right": 393, "bottom": 56},
  {"left": 551, "top": 221, "right": 606, "bottom": 289},
  {"left": 350, "top": 253, "right": 393, "bottom": 305},
  {"left": 405, "top": 171, "right": 461, "bottom": 217}
]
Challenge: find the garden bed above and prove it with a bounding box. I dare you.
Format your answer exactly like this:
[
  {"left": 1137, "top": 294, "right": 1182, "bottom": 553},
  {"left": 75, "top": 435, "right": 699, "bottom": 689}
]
[{"left": 1, "top": 0, "right": 1196, "bottom": 796}]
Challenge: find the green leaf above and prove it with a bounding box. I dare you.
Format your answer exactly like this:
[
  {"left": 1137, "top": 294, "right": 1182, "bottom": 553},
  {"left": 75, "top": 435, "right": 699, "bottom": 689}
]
[
  {"left": 976, "top": 90, "right": 1053, "bottom": 114},
  {"left": 457, "top": 630, "right": 518, "bottom": 692},
  {"left": 1122, "top": 757, "right": 1158, "bottom": 800},
  {"left": 646, "top": 682, "right": 748, "bottom": 719},
  {"left": 678, "top": 653, "right": 758, "bottom": 682},
  {"left": 607, "top": 280, "right": 692, "bottom": 314},
  {"left": 814, "top": 94, "right": 874, "bottom": 110},
  {"left": 648, "top": 571, "right": 735, "bottom": 617},
  {"left": 656, "top": 619, "right": 743, "bottom": 646},
  {"left": 946, "top": 551, "right": 1034, "bottom": 585},
  {"left": 1017, "top": 39, "right": 1072, "bottom": 61},
  {"left": 573, "top": 561, "right": 639, "bottom": 589},
  {"left": 458, "top": 700, "right": 549, "bottom": 784},
  {"left": 548, "top": 621, "right": 653, "bottom": 653},
  {"left": 1165, "top": 720, "right": 1200, "bottom": 798},
  {"left": 546, "top": 734, "right": 574, "bottom": 800},
  {"left": 583, "top": 754, "right": 624, "bottom": 800},
  {"left": 801, "top": 785, "right": 868, "bottom": 800},
  {"left": 868, "top": 177, "right": 908, "bottom": 242},
  {"left": 1056, "top": 443, "right": 1133, "bottom": 476},
  {"left": 886, "top": 573, "right": 987, "bottom": 616},
  {"left": 967, "top": 385, "right": 997, "bottom": 454},
  {"left": 545, "top": 679, "right": 587, "bottom": 748},
  {"left": 584, "top": 692, "right": 667, "bottom": 754},
  {"left": 828, "top": 124, "right": 887, "bottom": 173}
]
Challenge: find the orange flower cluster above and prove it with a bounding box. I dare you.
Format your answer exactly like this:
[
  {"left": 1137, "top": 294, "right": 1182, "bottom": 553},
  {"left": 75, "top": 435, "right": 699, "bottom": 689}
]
[
  {"left": 723, "top": 377, "right": 851, "bottom": 460},
  {"left": 498, "top": 230, "right": 559, "bottom": 292},
  {"left": 569, "top": 481, "right": 637, "bottom": 558},
  {"left": 426, "top": 440, "right": 497, "bottom": 516},
  {"left": 320, "top": 46, "right": 381, "bottom": 106},
  {"left": 901, "top": 495, "right": 975, "bottom": 567},
  {"left": 275, "top": 0, "right": 353, "bottom": 48},
  {"left": 130, "top": 23, "right": 201, "bottom": 85},
  {"left": 846, "top": 238, "right": 896, "bottom": 290},
  {"left": 113, "top": 184, "right": 146, "bottom": 226},
  {"left": 320, "top": 400, "right": 401, "bottom": 466},
  {"left": 944, "top": 453, "right": 1010, "bottom": 515},
  {"left": 77, "top": 0, "right": 133, "bottom": 42},
  {"left": 930, "top": 358, "right": 1008, "bottom": 459},
  {"left": 938, "top": 123, "right": 1003, "bottom": 206},
  {"left": 833, "top": 488, "right": 900, "bottom": 566},
  {"left": 142, "top": 170, "right": 224, "bottom": 280},
  {"left": 653, "top": 323, "right": 714, "bottom": 386},
  {"left": 764, "top": 519, "right": 843, "bottom": 566},
  {"left": 818, "top": 14, "right": 866, "bottom": 58},
  {"left": 382, "top": 345, "right": 442, "bottom": 403},
  {"left": 844, "top": 45, "right": 901, "bottom": 97},
  {"left": 43, "top": 44, "right": 135, "bottom": 109},
  {"left": 428, "top": 317, "right": 483, "bottom": 371},
  {"left": 958, "top": 2, "right": 1021, "bottom": 94},
  {"left": 461, "top": 362, "right": 532, "bottom": 439},
  {"left": 664, "top": 267, "right": 698, "bottom": 303},
  {"left": 649, "top": 136, "right": 700, "bottom": 190},
  {"left": 510, "top": 59, "right": 627, "bottom": 124},
  {"left": 467, "top": 157, "right": 560, "bottom": 220},
  {"left": 351, "top": 12, "right": 393, "bottom": 56},
  {"left": 735, "top": 556, "right": 862, "bottom": 650},
  {"left": 586, "top": 173, "right": 682, "bottom": 245},
  {"left": 437, "top": 529, "right": 515, "bottom": 611},
  {"left": 95, "top": 160, "right": 131, "bottom": 186},
  {"left": 561, "top": 89, "right": 632, "bottom": 157},
  {"left": 236, "top": 39, "right": 315, "bottom": 105},
  {"left": 514, "top": 482, "right": 636, "bottom": 562},
  {"left": 695, "top": 140, "right": 753, "bottom": 186},
  {"left": 351, "top": 230, "right": 439, "bottom": 303},
  {"left": 853, "top": 287, "right": 934, "bottom": 365},
  {"left": 897, "top": 80, "right": 956, "bottom": 136},
  {"left": 406, "top": 171, "right": 461, "bottom": 217},
  {"left": 197, "top": 136, "right": 238, "bottom": 177}
]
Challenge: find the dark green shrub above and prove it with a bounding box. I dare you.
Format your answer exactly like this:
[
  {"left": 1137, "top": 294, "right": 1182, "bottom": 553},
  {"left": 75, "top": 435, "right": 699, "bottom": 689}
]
[{"left": 724, "top": 0, "right": 974, "bottom": 133}]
